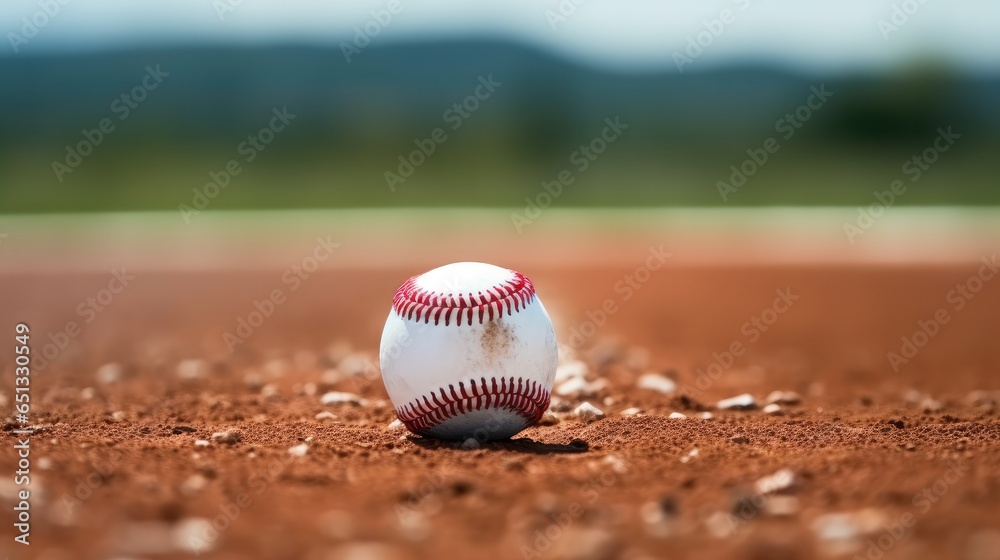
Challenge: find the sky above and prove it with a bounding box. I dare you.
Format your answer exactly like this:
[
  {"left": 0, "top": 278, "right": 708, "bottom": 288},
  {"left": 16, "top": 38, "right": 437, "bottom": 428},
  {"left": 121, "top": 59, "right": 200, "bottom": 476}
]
[{"left": 1, "top": 0, "right": 997, "bottom": 73}]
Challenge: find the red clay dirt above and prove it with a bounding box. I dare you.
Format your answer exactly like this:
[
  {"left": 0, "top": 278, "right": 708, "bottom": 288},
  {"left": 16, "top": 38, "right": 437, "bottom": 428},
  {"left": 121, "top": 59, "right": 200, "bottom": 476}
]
[{"left": 2, "top": 264, "right": 999, "bottom": 560}]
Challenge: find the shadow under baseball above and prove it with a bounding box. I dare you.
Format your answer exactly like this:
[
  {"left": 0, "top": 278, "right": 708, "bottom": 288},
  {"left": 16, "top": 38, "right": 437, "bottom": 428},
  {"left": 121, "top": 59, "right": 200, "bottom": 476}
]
[{"left": 407, "top": 436, "right": 590, "bottom": 454}]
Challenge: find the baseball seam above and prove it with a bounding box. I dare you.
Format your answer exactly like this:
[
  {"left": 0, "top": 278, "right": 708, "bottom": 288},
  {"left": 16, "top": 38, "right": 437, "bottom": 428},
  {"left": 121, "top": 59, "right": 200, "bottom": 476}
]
[
  {"left": 395, "top": 376, "right": 551, "bottom": 434},
  {"left": 391, "top": 271, "right": 535, "bottom": 326}
]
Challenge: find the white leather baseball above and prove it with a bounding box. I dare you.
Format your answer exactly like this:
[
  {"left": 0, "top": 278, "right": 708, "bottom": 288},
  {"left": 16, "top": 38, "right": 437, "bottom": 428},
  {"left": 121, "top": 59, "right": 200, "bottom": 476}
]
[{"left": 379, "top": 262, "right": 558, "bottom": 441}]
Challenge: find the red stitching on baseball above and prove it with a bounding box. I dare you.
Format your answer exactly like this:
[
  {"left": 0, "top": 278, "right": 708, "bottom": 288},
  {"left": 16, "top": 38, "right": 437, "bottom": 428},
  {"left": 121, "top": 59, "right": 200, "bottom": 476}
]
[
  {"left": 395, "top": 376, "right": 551, "bottom": 434},
  {"left": 392, "top": 270, "right": 536, "bottom": 326}
]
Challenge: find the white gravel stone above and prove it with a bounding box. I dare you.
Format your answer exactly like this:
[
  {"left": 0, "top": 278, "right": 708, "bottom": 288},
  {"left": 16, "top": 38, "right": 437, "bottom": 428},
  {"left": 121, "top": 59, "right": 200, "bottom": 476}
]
[
  {"left": 555, "top": 376, "right": 591, "bottom": 397},
  {"left": 180, "top": 474, "right": 208, "bottom": 496},
  {"left": 176, "top": 359, "right": 209, "bottom": 380},
  {"left": 194, "top": 440, "right": 210, "bottom": 448},
  {"left": 288, "top": 443, "right": 309, "bottom": 457},
  {"left": 320, "top": 391, "right": 369, "bottom": 406},
  {"left": 698, "top": 411, "right": 715, "bottom": 420},
  {"left": 679, "top": 448, "right": 699, "bottom": 464},
  {"left": 765, "top": 390, "right": 802, "bottom": 405},
  {"left": 173, "top": 518, "right": 216, "bottom": 554},
  {"left": 574, "top": 402, "right": 605, "bottom": 422},
  {"left": 716, "top": 393, "right": 758, "bottom": 410},
  {"left": 210, "top": 431, "right": 241, "bottom": 445},
  {"left": 620, "top": 407, "right": 643, "bottom": 416},
  {"left": 110, "top": 411, "right": 127, "bottom": 422},
  {"left": 763, "top": 403, "right": 782, "bottom": 415},
  {"left": 386, "top": 418, "right": 406, "bottom": 431},
  {"left": 96, "top": 363, "right": 123, "bottom": 385},
  {"left": 315, "top": 411, "right": 338, "bottom": 422},
  {"left": 637, "top": 373, "right": 677, "bottom": 395},
  {"left": 754, "top": 468, "right": 796, "bottom": 494},
  {"left": 811, "top": 509, "right": 887, "bottom": 556},
  {"left": 668, "top": 412, "right": 687, "bottom": 419},
  {"left": 555, "top": 360, "right": 589, "bottom": 384}
]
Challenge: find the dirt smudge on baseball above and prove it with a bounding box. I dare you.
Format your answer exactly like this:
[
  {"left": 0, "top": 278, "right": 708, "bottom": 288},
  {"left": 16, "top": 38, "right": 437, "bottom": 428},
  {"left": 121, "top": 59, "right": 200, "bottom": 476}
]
[{"left": 481, "top": 316, "right": 517, "bottom": 362}]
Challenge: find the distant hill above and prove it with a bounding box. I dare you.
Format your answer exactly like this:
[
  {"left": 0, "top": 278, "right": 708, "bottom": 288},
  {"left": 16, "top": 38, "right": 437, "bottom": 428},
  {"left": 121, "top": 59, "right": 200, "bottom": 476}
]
[{"left": 1, "top": 40, "right": 998, "bottom": 211}]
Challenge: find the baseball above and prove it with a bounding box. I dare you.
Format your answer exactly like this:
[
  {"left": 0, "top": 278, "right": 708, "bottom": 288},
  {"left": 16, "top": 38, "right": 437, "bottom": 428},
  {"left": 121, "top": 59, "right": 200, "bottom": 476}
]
[{"left": 379, "top": 262, "right": 558, "bottom": 441}]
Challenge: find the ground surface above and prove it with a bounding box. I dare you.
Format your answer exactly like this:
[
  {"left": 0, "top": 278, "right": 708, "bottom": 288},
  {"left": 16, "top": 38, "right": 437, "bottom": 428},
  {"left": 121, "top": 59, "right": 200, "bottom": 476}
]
[{"left": 2, "top": 258, "right": 1000, "bottom": 560}]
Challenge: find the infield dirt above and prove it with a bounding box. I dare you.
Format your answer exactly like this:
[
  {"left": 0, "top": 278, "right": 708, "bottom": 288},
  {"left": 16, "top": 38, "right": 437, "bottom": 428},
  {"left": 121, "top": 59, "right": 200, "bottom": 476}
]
[{"left": 2, "top": 261, "right": 999, "bottom": 560}]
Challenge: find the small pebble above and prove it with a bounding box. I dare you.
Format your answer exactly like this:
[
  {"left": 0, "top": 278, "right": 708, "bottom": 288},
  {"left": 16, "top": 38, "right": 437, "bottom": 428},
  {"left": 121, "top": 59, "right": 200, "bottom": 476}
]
[
  {"left": 243, "top": 372, "right": 264, "bottom": 390},
  {"left": 679, "top": 448, "right": 699, "bottom": 464},
  {"left": 698, "top": 411, "right": 715, "bottom": 420},
  {"left": 668, "top": 412, "right": 687, "bottom": 419},
  {"left": 716, "top": 393, "right": 758, "bottom": 410},
  {"left": 96, "top": 363, "right": 123, "bottom": 385},
  {"left": 320, "top": 391, "right": 369, "bottom": 406},
  {"left": 173, "top": 518, "right": 216, "bottom": 554},
  {"left": 176, "top": 359, "right": 209, "bottom": 380},
  {"left": 538, "top": 411, "right": 561, "bottom": 426},
  {"left": 549, "top": 398, "right": 574, "bottom": 413},
  {"left": 211, "top": 431, "right": 241, "bottom": 445},
  {"left": 315, "top": 411, "right": 338, "bottom": 422},
  {"left": 574, "top": 402, "right": 605, "bottom": 422},
  {"left": 920, "top": 398, "right": 943, "bottom": 413},
  {"left": 110, "top": 411, "right": 127, "bottom": 422},
  {"left": 260, "top": 384, "right": 280, "bottom": 400},
  {"left": 180, "top": 474, "right": 208, "bottom": 496},
  {"left": 555, "top": 360, "right": 589, "bottom": 383},
  {"left": 765, "top": 390, "right": 801, "bottom": 405},
  {"left": 194, "top": 440, "right": 210, "bottom": 448},
  {"left": 386, "top": 418, "right": 406, "bottom": 431},
  {"left": 754, "top": 469, "right": 796, "bottom": 494},
  {"left": 763, "top": 403, "right": 782, "bottom": 415},
  {"left": 620, "top": 407, "right": 643, "bottom": 416},
  {"left": 966, "top": 390, "right": 997, "bottom": 407},
  {"left": 555, "top": 377, "right": 608, "bottom": 398},
  {"left": 637, "top": 373, "right": 677, "bottom": 395},
  {"left": 288, "top": 443, "right": 309, "bottom": 457}
]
